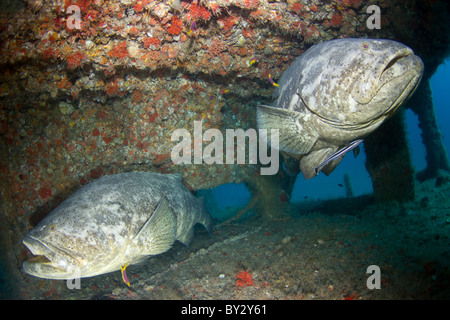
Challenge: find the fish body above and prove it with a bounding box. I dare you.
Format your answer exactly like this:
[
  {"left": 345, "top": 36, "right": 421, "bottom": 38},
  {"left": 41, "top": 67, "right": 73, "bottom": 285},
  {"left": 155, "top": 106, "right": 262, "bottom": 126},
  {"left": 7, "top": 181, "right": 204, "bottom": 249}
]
[
  {"left": 257, "top": 38, "right": 424, "bottom": 179},
  {"left": 22, "top": 172, "right": 212, "bottom": 280}
]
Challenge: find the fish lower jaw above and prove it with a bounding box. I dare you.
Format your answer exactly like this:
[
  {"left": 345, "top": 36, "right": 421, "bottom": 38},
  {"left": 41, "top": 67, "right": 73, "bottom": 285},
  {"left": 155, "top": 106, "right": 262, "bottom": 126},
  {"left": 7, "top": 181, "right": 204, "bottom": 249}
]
[
  {"left": 24, "top": 254, "right": 52, "bottom": 264},
  {"left": 22, "top": 253, "right": 78, "bottom": 279},
  {"left": 22, "top": 236, "right": 81, "bottom": 279},
  {"left": 23, "top": 259, "right": 115, "bottom": 280}
]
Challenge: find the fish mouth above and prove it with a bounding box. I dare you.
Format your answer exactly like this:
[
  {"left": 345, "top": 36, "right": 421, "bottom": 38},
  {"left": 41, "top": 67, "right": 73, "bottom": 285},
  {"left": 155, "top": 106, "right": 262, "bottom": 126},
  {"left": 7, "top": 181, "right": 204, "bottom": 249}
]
[
  {"left": 380, "top": 48, "right": 414, "bottom": 79},
  {"left": 378, "top": 52, "right": 423, "bottom": 113},
  {"left": 379, "top": 48, "right": 423, "bottom": 88},
  {"left": 22, "top": 235, "right": 81, "bottom": 280}
]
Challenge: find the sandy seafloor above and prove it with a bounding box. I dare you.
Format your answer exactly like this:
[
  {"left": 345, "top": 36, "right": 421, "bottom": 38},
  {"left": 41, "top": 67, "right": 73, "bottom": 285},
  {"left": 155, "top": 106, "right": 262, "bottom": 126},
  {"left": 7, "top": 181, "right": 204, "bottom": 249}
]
[{"left": 20, "top": 175, "right": 450, "bottom": 300}]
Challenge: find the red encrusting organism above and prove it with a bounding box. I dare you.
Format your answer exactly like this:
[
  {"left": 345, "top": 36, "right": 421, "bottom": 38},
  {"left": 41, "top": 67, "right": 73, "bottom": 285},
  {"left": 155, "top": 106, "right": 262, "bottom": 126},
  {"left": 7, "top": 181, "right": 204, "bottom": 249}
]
[
  {"left": 143, "top": 37, "right": 161, "bottom": 49},
  {"left": 66, "top": 51, "right": 86, "bottom": 69},
  {"left": 189, "top": 3, "right": 211, "bottom": 21},
  {"left": 38, "top": 186, "right": 53, "bottom": 200},
  {"left": 167, "top": 16, "right": 183, "bottom": 35},
  {"left": 331, "top": 13, "right": 343, "bottom": 27},
  {"left": 108, "top": 41, "right": 128, "bottom": 59},
  {"left": 235, "top": 271, "right": 254, "bottom": 288}
]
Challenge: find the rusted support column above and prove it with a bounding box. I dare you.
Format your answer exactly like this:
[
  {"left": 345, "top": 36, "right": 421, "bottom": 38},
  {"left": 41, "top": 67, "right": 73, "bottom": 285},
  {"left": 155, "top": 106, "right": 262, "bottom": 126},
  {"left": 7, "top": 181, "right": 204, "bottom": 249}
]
[
  {"left": 244, "top": 170, "right": 290, "bottom": 220},
  {"left": 365, "top": 110, "right": 415, "bottom": 202},
  {"left": 408, "top": 78, "right": 450, "bottom": 181}
]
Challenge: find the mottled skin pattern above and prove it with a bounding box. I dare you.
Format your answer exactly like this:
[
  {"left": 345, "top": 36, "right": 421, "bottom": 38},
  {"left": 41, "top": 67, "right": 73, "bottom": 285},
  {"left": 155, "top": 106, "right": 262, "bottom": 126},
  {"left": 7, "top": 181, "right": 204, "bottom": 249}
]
[
  {"left": 22, "top": 172, "right": 212, "bottom": 280},
  {"left": 257, "top": 38, "right": 424, "bottom": 179}
]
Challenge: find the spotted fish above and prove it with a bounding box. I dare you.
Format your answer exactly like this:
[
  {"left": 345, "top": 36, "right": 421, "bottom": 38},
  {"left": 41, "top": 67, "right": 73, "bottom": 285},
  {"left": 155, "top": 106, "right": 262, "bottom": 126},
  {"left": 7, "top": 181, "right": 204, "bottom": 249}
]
[
  {"left": 22, "top": 172, "right": 212, "bottom": 282},
  {"left": 257, "top": 38, "right": 424, "bottom": 179}
]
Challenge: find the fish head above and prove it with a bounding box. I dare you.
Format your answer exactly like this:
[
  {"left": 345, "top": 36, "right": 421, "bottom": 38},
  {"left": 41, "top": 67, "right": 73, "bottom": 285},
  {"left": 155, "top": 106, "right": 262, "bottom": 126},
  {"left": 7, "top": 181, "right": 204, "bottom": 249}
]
[
  {"left": 22, "top": 236, "right": 82, "bottom": 280},
  {"left": 22, "top": 203, "right": 108, "bottom": 280},
  {"left": 22, "top": 221, "right": 84, "bottom": 280},
  {"left": 298, "top": 38, "right": 424, "bottom": 130}
]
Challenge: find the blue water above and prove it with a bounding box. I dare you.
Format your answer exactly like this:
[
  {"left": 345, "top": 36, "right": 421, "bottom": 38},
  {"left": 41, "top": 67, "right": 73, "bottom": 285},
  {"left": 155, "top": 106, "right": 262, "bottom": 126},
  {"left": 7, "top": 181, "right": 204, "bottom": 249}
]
[
  {"left": 209, "top": 59, "right": 450, "bottom": 208},
  {"left": 406, "top": 59, "right": 450, "bottom": 173},
  {"left": 291, "top": 145, "right": 372, "bottom": 201},
  {"left": 210, "top": 183, "right": 251, "bottom": 209}
]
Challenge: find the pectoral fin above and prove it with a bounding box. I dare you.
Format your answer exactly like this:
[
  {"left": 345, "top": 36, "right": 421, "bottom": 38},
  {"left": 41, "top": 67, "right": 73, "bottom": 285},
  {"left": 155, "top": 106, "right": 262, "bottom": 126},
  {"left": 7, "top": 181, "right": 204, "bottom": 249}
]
[
  {"left": 135, "top": 197, "right": 177, "bottom": 255},
  {"left": 256, "top": 104, "right": 317, "bottom": 155},
  {"left": 300, "top": 148, "right": 334, "bottom": 180},
  {"left": 320, "top": 157, "right": 344, "bottom": 176}
]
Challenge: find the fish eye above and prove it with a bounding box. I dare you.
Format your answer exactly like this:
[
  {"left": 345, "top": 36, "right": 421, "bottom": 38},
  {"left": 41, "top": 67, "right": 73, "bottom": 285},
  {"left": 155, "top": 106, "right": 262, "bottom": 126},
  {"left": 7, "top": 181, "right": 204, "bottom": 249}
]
[
  {"left": 49, "top": 224, "right": 56, "bottom": 231},
  {"left": 362, "top": 42, "right": 370, "bottom": 50}
]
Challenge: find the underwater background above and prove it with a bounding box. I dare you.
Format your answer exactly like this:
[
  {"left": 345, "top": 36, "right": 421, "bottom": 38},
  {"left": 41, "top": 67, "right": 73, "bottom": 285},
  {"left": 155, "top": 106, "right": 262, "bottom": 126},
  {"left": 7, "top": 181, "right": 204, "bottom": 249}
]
[{"left": 0, "top": 0, "right": 450, "bottom": 300}]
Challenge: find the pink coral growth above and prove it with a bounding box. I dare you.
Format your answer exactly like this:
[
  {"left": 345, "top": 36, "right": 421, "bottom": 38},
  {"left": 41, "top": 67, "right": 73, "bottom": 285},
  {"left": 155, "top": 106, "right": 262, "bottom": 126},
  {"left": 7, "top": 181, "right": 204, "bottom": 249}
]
[{"left": 206, "top": 39, "right": 225, "bottom": 58}]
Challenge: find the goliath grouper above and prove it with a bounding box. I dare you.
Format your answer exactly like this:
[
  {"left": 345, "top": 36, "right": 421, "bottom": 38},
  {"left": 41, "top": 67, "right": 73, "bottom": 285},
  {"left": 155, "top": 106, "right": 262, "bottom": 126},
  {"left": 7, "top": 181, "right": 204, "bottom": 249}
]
[
  {"left": 22, "top": 172, "right": 212, "bottom": 285},
  {"left": 257, "top": 38, "right": 424, "bottom": 179}
]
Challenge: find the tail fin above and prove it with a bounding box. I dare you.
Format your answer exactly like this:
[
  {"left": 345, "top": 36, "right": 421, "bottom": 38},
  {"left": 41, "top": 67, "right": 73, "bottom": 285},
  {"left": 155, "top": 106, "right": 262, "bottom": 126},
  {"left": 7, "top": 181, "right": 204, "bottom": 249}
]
[{"left": 176, "top": 197, "right": 213, "bottom": 246}]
